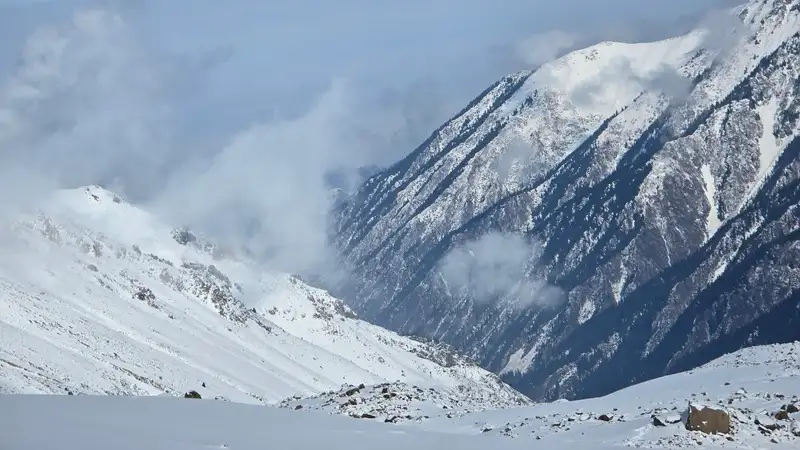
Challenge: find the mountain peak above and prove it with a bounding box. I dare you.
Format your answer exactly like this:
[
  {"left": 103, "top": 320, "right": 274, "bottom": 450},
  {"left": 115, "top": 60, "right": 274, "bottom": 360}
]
[
  {"left": 332, "top": 1, "right": 800, "bottom": 401},
  {"left": 1, "top": 185, "right": 529, "bottom": 409}
]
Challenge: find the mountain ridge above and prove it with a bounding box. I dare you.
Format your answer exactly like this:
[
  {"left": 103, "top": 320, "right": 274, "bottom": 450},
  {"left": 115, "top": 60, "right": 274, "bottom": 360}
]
[
  {"left": 331, "top": 0, "right": 800, "bottom": 400},
  {"left": 0, "top": 185, "right": 528, "bottom": 409}
]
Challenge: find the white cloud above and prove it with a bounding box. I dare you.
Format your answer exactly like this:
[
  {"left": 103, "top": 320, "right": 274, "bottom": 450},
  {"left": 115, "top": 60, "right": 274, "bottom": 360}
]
[
  {"left": 0, "top": 7, "right": 440, "bottom": 278},
  {"left": 515, "top": 30, "right": 581, "bottom": 67},
  {"left": 0, "top": 8, "right": 179, "bottom": 205},
  {"left": 439, "top": 232, "right": 564, "bottom": 310},
  {"left": 0, "top": 1, "right": 740, "bottom": 279},
  {"left": 153, "top": 79, "right": 401, "bottom": 276}
]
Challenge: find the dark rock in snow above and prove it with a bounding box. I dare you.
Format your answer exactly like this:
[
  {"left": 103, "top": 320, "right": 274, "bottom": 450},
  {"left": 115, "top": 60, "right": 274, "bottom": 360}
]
[{"left": 345, "top": 387, "right": 360, "bottom": 396}]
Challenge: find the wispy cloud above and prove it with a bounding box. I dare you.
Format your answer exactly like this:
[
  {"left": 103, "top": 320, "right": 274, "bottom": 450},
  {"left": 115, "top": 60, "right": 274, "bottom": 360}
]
[
  {"left": 439, "top": 232, "right": 564, "bottom": 310},
  {"left": 0, "top": 8, "right": 180, "bottom": 211},
  {"left": 154, "top": 79, "right": 412, "bottom": 275},
  {"left": 0, "top": 0, "right": 739, "bottom": 281}
]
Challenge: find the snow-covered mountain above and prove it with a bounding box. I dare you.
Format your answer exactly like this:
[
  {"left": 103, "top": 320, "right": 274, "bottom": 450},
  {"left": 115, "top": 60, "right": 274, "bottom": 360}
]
[
  {"left": 332, "top": 0, "right": 800, "bottom": 400},
  {"left": 0, "top": 185, "right": 528, "bottom": 408},
  {"left": 3, "top": 342, "right": 798, "bottom": 449}
]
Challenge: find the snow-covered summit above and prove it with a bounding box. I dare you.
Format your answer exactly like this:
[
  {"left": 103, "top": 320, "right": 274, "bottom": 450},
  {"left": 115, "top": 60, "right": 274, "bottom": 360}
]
[{"left": 0, "top": 185, "right": 528, "bottom": 408}]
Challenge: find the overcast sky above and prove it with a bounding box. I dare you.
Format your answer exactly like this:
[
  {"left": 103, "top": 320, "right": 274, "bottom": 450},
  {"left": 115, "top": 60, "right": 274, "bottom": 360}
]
[{"left": 0, "top": 0, "right": 737, "bottom": 274}]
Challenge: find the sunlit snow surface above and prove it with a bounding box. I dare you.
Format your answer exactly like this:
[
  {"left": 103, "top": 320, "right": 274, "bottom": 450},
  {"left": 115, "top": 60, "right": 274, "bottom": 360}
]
[
  {"left": 0, "top": 185, "right": 525, "bottom": 407},
  {"left": 2, "top": 342, "right": 798, "bottom": 449}
]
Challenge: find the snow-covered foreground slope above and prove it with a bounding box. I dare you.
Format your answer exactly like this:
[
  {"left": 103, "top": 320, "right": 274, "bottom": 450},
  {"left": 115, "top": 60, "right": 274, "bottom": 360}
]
[
  {"left": 286, "top": 343, "right": 800, "bottom": 448},
  {"left": 439, "top": 342, "right": 800, "bottom": 448},
  {"left": 0, "top": 185, "right": 527, "bottom": 407},
  {"left": 2, "top": 343, "right": 798, "bottom": 449},
  {"left": 0, "top": 395, "right": 535, "bottom": 450}
]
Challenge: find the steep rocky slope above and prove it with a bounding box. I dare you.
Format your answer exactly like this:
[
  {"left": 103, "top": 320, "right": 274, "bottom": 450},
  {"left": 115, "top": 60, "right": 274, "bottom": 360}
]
[{"left": 332, "top": 0, "right": 800, "bottom": 400}]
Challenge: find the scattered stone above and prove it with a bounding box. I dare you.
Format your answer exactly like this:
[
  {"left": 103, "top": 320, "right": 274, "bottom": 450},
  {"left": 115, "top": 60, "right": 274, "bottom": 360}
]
[
  {"left": 786, "top": 404, "right": 799, "bottom": 414},
  {"left": 345, "top": 387, "right": 360, "bottom": 396},
  {"left": 359, "top": 413, "right": 376, "bottom": 419},
  {"left": 685, "top": 404, "right": 730, "bottom": 434},
  {"left": 755, "top": 416, "right": 780, "bottom": 431},
  {"left": 652, "top": 416, "right": 667, "bottom": 427},
  {"left": 202, "top": 382, "right": 206, "bottom": 388},
  {"left": 775, "top": 410, "right": 790, "bottom": 421}
]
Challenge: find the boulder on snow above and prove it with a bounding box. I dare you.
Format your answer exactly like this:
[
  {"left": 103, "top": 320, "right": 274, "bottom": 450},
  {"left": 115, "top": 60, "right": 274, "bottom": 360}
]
[
  {"left": 755, "top": 416, "right": 780, "bottom": 431},
  {"left": 344, "top": 387, "right": 360, "bottom": 396},
  {"left": 652, "top": 416, "right": 667, "bottom": 427},
  {"left": 786, "top": 403, "right": 799, "bottom": 414},
  {"left": 598, "top": 414, "right": 612, "bottom": 422},
  {"left": 184, "top": 391, "right": 202, "bottom": 399},
  {"left": 685, "top": 404, "right": 730, "bottom": 434}
]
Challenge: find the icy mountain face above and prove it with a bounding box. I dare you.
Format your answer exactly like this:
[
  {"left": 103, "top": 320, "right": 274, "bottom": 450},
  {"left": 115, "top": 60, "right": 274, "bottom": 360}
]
[
  {"left": 0, "top": 186, "right": 528, "bottom": 409},
  {"left": 333, "top": 0, "right": 800, "bottom": 400}
]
